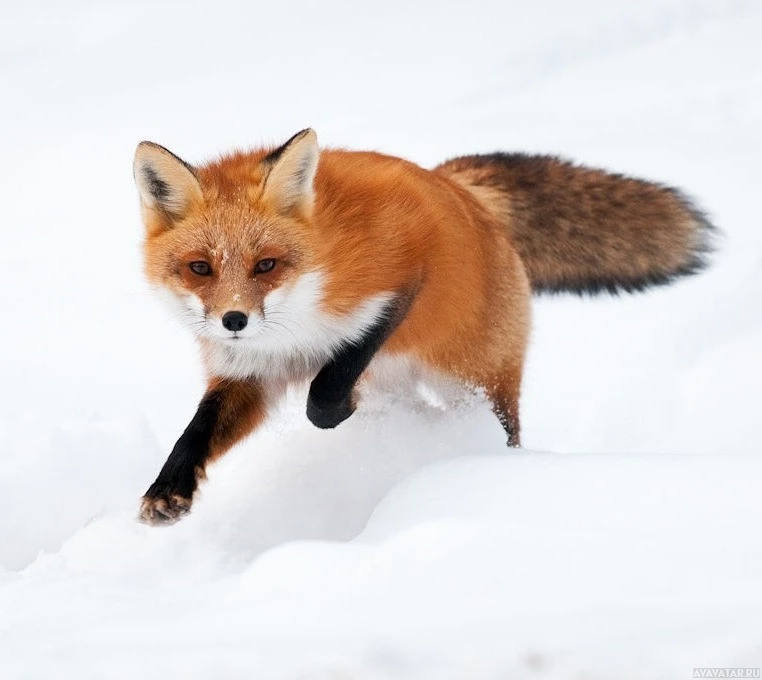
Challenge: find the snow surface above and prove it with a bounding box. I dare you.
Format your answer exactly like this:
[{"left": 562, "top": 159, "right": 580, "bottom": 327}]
[{"left": 1, "top": 0, "right": 761, "bottom": 677}]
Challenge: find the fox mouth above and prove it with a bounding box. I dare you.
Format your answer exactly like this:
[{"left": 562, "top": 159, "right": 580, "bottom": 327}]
[
  {"left": 207, "top": 329, "right": 263, "bottom": 345},
  {"left": 221, "top": 333, "right": 255, "bottom": 344}
]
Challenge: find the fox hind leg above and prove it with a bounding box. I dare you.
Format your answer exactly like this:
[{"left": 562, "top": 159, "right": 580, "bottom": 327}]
[{"left": 484, "top": 364, "right": 523, "bottom": 448}]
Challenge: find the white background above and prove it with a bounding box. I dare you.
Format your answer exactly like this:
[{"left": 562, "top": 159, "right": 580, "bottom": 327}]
[{"left": 0, "top": 0, "right": 760, "bottom": 677}]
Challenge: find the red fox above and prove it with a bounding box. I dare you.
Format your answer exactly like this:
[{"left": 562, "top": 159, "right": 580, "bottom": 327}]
[{"left": 133, "top": 129, "right": 713, "bottom": 524}]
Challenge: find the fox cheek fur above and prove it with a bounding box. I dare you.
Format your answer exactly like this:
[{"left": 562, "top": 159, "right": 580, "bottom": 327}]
[{"left": 133, "top": 128, "right": 715, "bottom": 525}]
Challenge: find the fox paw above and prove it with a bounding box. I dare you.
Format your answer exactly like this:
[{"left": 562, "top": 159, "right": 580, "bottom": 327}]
[
  {"left": 139, "top": 493, "right": 192, "bottom": 525},
  {"left": 306, "top": 394, "right": 356, "bottom": 429}
]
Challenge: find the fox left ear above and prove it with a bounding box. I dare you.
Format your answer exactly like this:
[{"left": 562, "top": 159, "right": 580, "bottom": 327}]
[
  {"left": 133, "top": 142, "right": 203, "bottom": 235},
  {"left": 260, "top": 129, "right": 319, "bottom": 217}
]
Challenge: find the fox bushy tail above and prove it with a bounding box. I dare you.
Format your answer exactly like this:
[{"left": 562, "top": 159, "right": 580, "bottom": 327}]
[{"left": 436, "top": 153, "right": 715, "bottom": 294}]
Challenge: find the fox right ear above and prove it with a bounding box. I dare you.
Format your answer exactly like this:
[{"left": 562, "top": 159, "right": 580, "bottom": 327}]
[
  {"left": 133, "top": 142, "right": 203, "bottom": 234},
  {"left": 260, "top": 129, "right": 319, "bottom": 218}
]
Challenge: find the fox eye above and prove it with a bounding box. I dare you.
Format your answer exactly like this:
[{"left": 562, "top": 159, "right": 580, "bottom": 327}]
[
  {"left": 254, "top": 258, "right": 276, "bottom": 274},
  {"left": 189, "top": 261, "right": 212, "bottom": 276}
]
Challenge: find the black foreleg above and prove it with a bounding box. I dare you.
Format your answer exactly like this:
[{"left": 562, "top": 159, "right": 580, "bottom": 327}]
[{"left": 307, "top": 293, "right": 412, "bottom": 429}]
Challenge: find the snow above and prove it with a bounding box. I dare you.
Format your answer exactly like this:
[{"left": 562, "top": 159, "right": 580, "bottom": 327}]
[{"left": 1, "top": 0, "right": 761, "bottom": 677}]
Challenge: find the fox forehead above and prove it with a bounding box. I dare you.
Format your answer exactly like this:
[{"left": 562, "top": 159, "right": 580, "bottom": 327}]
[
  {"left": 168, "top": 202, "right": 309, "bottom": 257},
  {"left": 196, "top": 148, "right": 271, "bottom": 199}
]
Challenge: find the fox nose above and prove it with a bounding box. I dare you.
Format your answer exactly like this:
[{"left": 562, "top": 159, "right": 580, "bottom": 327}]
[{"left": 221, "top": 311, "right": 248, "bottom": 332}]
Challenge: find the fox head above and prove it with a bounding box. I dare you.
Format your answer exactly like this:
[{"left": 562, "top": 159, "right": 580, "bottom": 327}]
[
  {"left": 134, "top": 130, "right": 325, "bottom": 346},
  {"left": 134, "top": 129, "right": 397, "bottom": 380}
]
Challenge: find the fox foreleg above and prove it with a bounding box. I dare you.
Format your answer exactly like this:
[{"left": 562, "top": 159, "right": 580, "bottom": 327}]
[
  {"left": 306, "top": 292, "right": 413, "bottom": 429},
  {"left": 139, "top": 379, "right": 267, "bottom": 524}
]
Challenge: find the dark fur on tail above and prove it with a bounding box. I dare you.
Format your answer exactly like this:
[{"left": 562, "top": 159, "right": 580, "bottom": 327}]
[{"left": 436, "top": 153, "right": 715, "bottom": 295}]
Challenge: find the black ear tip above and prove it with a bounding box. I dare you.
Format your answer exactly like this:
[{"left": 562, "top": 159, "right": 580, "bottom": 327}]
[
  {"left": 133, "top": 142, "right": 198, "bottom": 181},
  {"left": 263, "top": 129, "right": 318, "bottom": 165}
]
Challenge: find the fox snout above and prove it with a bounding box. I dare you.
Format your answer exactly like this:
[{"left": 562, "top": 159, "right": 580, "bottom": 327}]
[{"left": 221, "top": 311, "right": 248, "bottom": 332}]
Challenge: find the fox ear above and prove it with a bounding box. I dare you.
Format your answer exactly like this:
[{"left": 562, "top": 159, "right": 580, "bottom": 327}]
[
  {"left": 260, "top": 129, "right": 319, "bottom": 217},
  {"left": 133, "top": 142, "right": 203, "bottom": 233}
]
